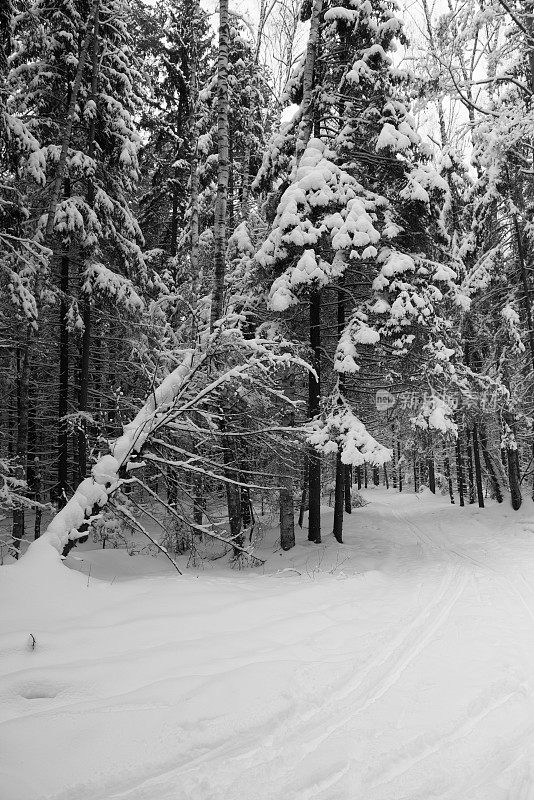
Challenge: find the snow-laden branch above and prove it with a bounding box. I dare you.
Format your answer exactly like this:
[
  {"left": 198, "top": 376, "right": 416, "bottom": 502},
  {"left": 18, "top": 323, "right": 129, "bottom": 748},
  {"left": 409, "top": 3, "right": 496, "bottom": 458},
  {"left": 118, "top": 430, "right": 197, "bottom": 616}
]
[
  {"left": 25, "top": 331, "right": 310, "bottom": 565},
  {"left": 27, "top": 351, "right": 195, "bottom": 559}
]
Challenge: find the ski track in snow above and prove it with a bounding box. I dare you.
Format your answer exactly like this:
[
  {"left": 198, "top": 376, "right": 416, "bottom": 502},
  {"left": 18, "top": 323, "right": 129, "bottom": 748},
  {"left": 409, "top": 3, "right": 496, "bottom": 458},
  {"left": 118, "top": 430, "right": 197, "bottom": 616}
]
[{"left": 2, "top": 489, "right": 534, "bottom": 799}]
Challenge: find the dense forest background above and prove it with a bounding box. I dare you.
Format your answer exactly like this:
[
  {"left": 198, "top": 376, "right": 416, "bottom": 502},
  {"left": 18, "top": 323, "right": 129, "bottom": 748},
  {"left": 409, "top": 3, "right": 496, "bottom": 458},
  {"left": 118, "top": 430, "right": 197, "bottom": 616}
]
[{"left": 1, "top": 0, "right": 534, "bottom": 563}]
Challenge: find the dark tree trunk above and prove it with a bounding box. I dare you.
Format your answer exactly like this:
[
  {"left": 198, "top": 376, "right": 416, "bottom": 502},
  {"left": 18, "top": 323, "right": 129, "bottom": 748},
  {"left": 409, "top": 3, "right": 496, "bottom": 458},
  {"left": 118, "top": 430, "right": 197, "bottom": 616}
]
[
  {"left": 391, "top": 434, "right": 397, "bottom": 489},
  {"left": 33, "top": 457, "right": 42, "bottom": 539},
  {"left": 279, "top": 373, "right": 295, "bottom": 550},
  {"left": 241, "top": 484, "right": 252, "bottom": 529},
  {"left": 210, "top": 0, "right": 230, "bottom": 329},
  {"left": 383, "top": 464, "right": 389, "bottom": 489},
  {"left": 170, "top": 171, "right": 179, "bottom": 259},
  {"left": 308, "top": 288, "right": 321, "bottom": 543},
  {"left": 472, "top": 423, "right": 485, "bottom": 508},
  {"left": 78, "top": 6, "right": 101, "bottom": 483},
  {"left": 502, "top": 413, "right": 522, "bottom": 510},
  {"left": 478, "top": 423, "right": 503, "bottom": 502},
  {"left": 444, "top": 455, "right": 455, "bottom": 504},
  {"left": 280, "top": 478, "right": 295, "bottom": 550},
  {"left": 356, "top": 465, "right": 362, "bottom": 490},
  {"left": 507, "top": 447, "right": 522, "bottom": 511},
  {"left": 344, "top": 465, "right": 352, "bottom": 513},
  {"left": 397, "top": 441, "right": 402, "bottom": 492},
  {"left": 12, "top": 339, "right": 30, "bottom": 557},
  {"left": 455, "top": 431, "right": 465, "bottom": 507},
  {"left": 427, "top": 450, "right": 436, "bottom": 494},
  {"left": 78, "top": 298, "right": 91, "bottom": 482},
  {"left": 192, "top": 474, "right": 204, "bottom": 527},
  {"left": 465, "top": 429, "right": 475, "bottom": 504},
  {"left": 298, "top": 455, "right": 308, "bottom": 528},
  {"left": 333, "top": 452, "right": 344, "bottom": 543},
  {"left": 226, "top": 480, "right": 243, "bottom": 550},
  {"left": 332, "top": 280, "right": 345, "bottom": 542},
  {"left": 58, "top": 253, "right": 70, "bottom": 507},
  {"left": 373, "top": 466, "right": 379, "bottom": 486}
]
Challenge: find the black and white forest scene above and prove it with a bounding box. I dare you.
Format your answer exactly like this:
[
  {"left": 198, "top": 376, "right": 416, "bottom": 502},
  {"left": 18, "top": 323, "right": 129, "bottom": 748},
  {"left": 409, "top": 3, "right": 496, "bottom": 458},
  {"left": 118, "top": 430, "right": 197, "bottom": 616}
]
[{"left": 2, "top": 0, "right": 534, "bottom": 797}]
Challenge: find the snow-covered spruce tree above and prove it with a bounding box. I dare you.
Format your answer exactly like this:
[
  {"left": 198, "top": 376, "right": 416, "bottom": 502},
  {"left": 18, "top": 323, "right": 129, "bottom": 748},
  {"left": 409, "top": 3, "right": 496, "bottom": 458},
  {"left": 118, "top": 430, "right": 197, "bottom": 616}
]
[
  {"left": 0, "top": 0, "right": 52, "bottom": 554},
  {"left": 137, "top": 0, "right": 211, "bottom": 269},
  {"left": 413, "top": 0, "right": 534, "bottom": 509},
  {"left": 3, "top": 0, "right": 148, "bottom": 550},
  {"left": 254, "top": 0, "right": 463, "bottom": 543}
]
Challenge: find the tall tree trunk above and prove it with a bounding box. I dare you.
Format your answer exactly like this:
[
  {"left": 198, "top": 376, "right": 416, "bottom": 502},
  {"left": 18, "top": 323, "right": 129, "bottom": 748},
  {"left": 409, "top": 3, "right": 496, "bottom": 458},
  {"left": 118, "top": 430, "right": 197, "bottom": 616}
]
[
  {"left": 170, "top": 169, "right": 179, "bottom": 260},
  {"left": 189, "top": 32, "right": 201, "bottom": 337},
  {"left": 332, "top": 280, "right": 345, "bottom": 543},
  {"left": 210, "top": 0, "right": 230, "bottom": 329},
  {"left": 12, "top": 338, "right": 30, "bottom": 557},
  {"left": 427, "top": 432, "right": 436, "bottom": 493},
  {"left": 188, "top": 18, "right": 203, "bottom": 528},
  {"left": 308, "top": 288, "right": 321, "bottom": 543},
  {"left": 296, "top": 0, "right": 324, "bottom": 159},
  {"left": 280, "top": 474, "right": 295, "bottom": 550},
  {"left": 444, "top": 454, "right": 455, "bottom": 504},
  {"left": 344, "top": 465, "right": 352, "bottom": 512},
  {"left": 57, "top": 253, "right": 70, "bottom": 507},
  {"left": 478, "top": 422, "right": 503, "bottom": 503},
  {"left": 333, "top": 452, "right": 344, "bottom": 543},
  {"left": 78, "top": 2, "right": 100, "bottom": 482},
  {"left": 466, "top": 428, "right": 475, "bottom": 504},
  {"left": 33, "top": 457, "right": 42, "bottom": 539},
  {"left": 507, "top": 447, "right": 522, "bottom": 511},
  {"left": 280, "top": 369, "right": 295, "bottom": 550},
  {"left": 298, "top": 455, "right": 308, "bottom": 529},
  {"left": 455, "top": 428, "right": 465, "bottom": 507},
  {"left": 472, "top": 423, "right": 485, "bottom": 508},
  {"left": 502, "top": 409, "right": 522, "bottom": 510},
  {"left": 391, "top": 430, "right": 397, "bottom": 489},
  {"left": 209, "top": 0, "right": 240, "bottom": 551}
]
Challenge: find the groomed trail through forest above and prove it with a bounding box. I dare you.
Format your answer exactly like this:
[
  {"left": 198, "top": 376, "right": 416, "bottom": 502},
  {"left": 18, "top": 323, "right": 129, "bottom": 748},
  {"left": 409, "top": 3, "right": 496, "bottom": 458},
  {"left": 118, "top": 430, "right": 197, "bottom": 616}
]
[{"left": 2, "top": 487, "right": 534, "bottom": 800}]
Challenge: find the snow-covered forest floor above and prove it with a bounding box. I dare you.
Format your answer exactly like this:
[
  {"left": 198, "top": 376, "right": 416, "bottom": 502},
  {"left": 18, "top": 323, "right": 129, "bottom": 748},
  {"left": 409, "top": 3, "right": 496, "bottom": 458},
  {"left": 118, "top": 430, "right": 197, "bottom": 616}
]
[{"left": 2, "top": 489, "right": 534, "bottom": 800}]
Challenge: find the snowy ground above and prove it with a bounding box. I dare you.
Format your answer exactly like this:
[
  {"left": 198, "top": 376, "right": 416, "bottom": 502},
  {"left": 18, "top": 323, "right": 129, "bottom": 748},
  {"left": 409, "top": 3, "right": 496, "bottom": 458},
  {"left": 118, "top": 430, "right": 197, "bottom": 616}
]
[{"left": 2, "top": 488, "right": 534, "bottom": 799}]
